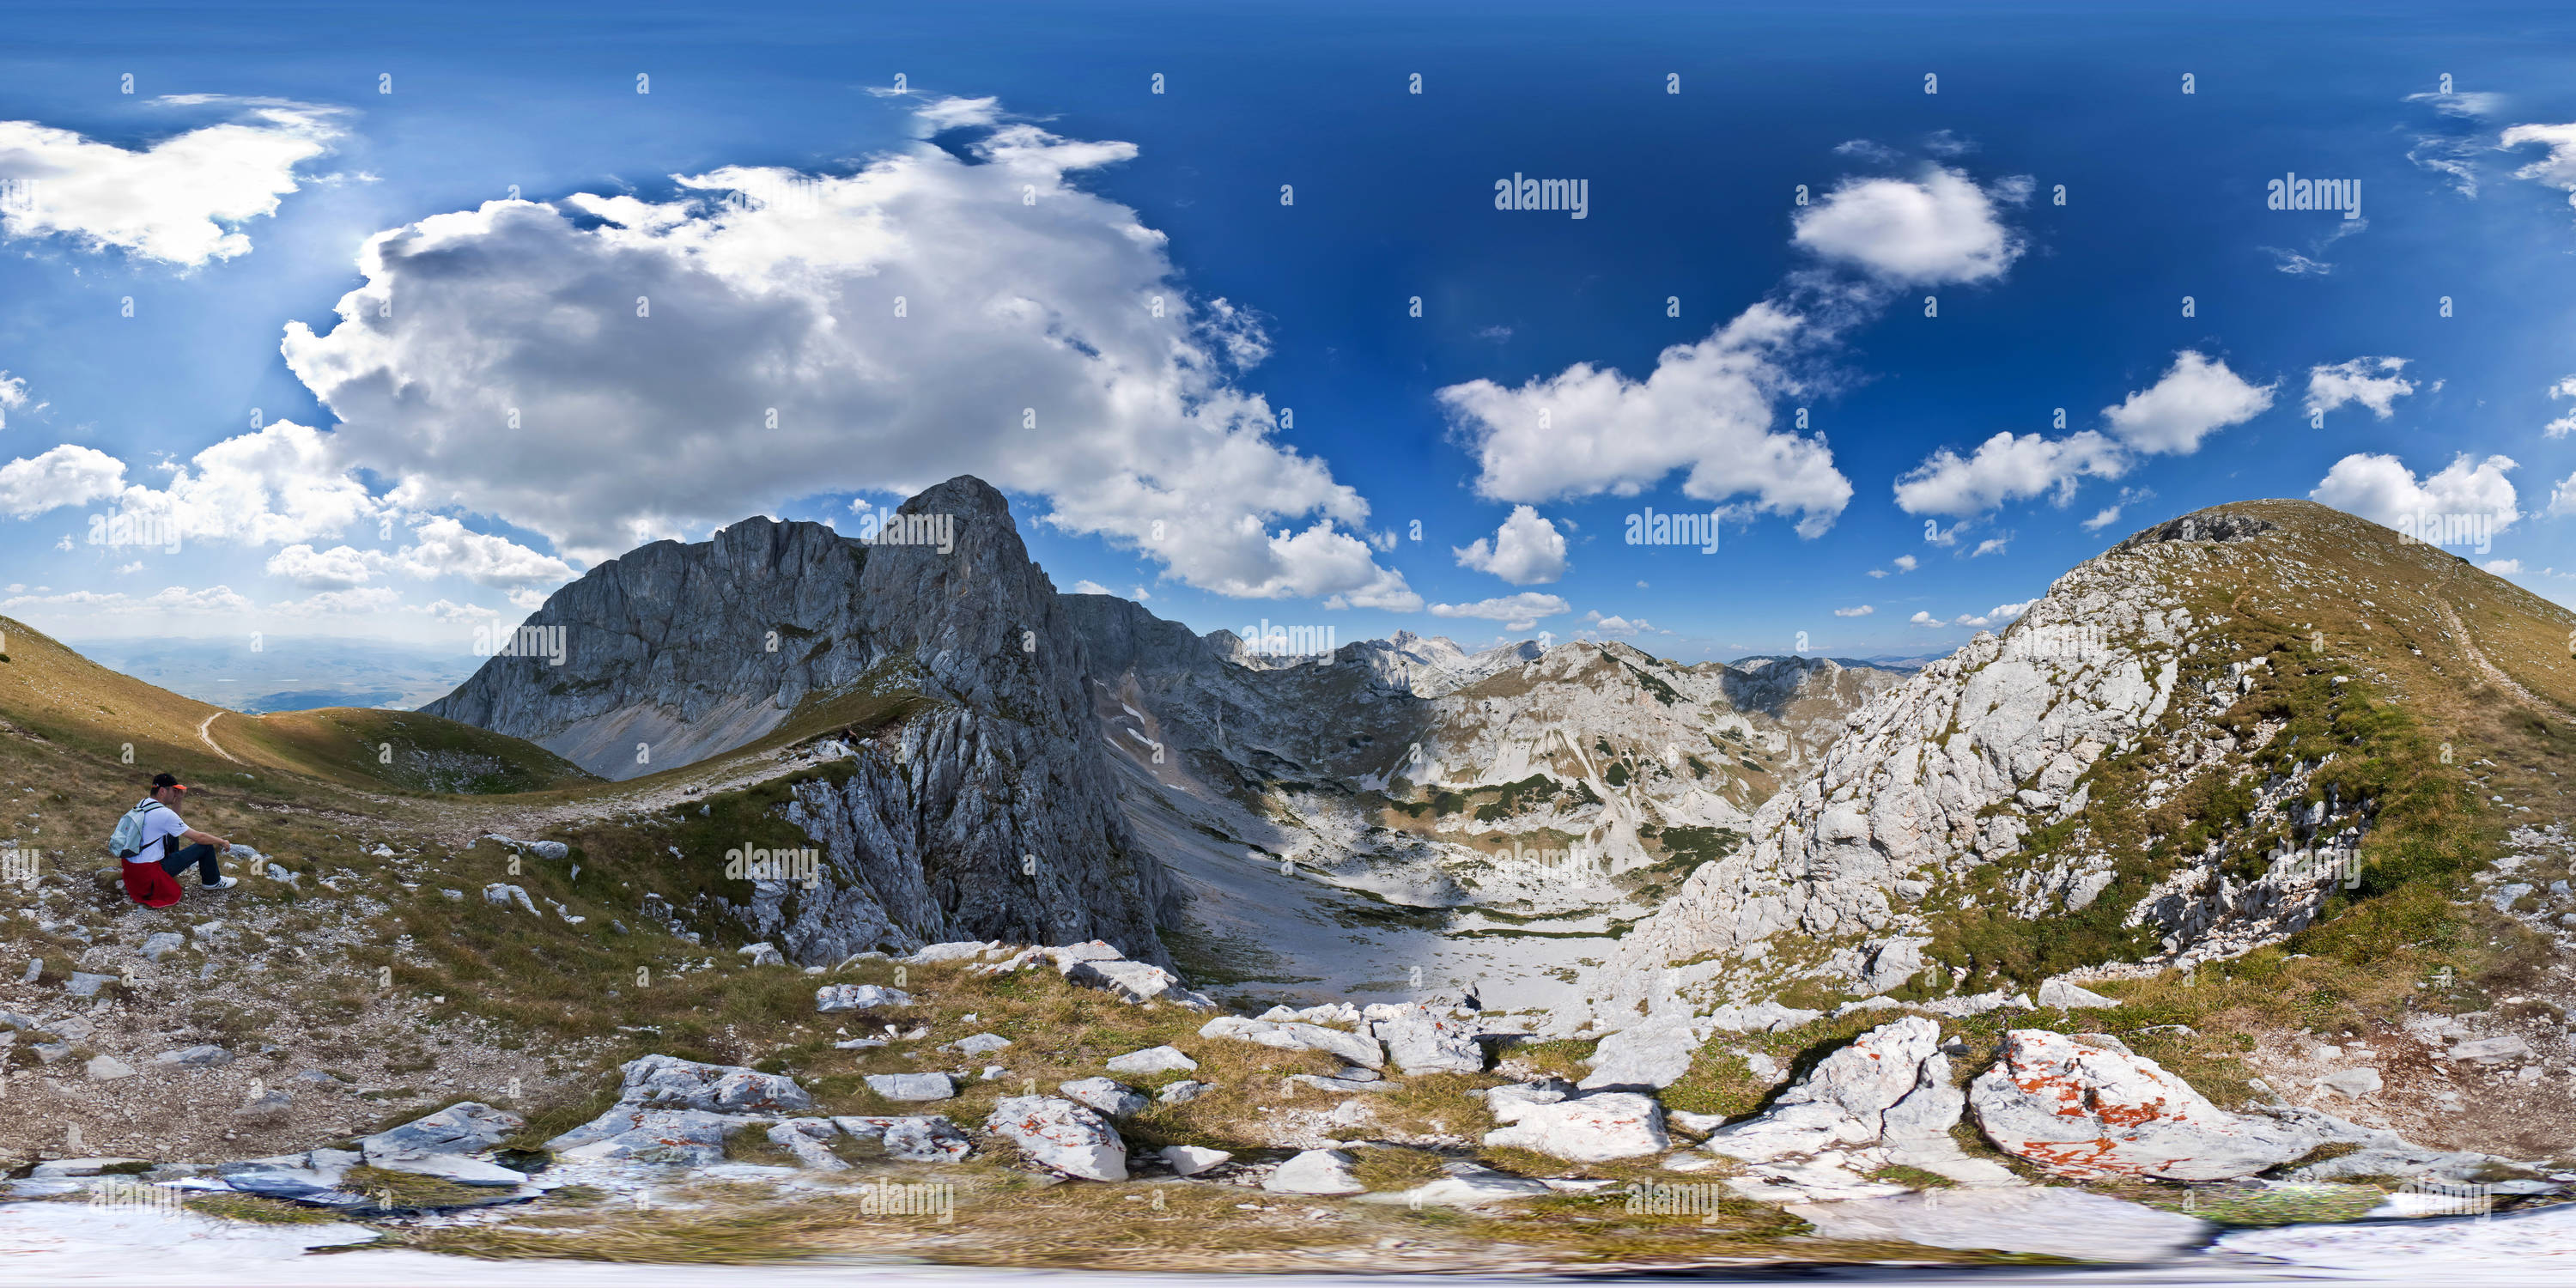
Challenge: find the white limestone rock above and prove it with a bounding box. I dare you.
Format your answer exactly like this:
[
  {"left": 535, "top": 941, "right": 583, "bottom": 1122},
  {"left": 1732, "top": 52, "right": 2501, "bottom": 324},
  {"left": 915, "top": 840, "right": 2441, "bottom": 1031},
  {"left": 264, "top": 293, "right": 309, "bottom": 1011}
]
[
  {"left": 1969, "top": 1029, "right": 2325, "bottom": 1181},
  {"left": 1264, "top": 1149, "right": 1365, "bottom": 1194},
  {"left": 1371, "top": 1002, "right": 1484, "bottom": 1075},
  {"left": 1482, "top": 1091, "right": 1668, "bottom": 1162},
  {"left": 1105, "top": 1045, "right": 1197, "bottom": 1076},
  {"left": 983, "top": 1095, "right": 1127, "bottom": 1181}
]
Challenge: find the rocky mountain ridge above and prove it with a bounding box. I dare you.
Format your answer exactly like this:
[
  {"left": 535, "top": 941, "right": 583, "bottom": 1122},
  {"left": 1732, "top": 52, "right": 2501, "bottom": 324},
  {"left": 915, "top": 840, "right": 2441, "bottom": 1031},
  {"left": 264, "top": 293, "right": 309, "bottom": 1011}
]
[
  {"left": 428, "top": 477, "right": 1174, "bottom": 966},
  {"left": 1607, "top": 499, "right": 2574, "bottom": 1024}
]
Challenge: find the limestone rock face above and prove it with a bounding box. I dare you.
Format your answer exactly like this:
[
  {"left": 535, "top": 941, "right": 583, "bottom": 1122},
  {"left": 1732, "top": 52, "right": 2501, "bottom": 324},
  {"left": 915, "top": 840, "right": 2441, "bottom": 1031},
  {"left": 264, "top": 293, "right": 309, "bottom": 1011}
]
[
  {"left": 983, "top": 1095, "right": 1127, "bottom": 1181},
  {"left": 427, "top": 477, "right": 1175, "bottom": 969},
  {"left": 1968, "top": 1030, "right": 2326, "bottom": 1181},
  {"left": 614, "top": 1054, "right": 813, "bottom": 1115},
  {"left": 1482, "top": 1090, "right": 1668, "bottom": 1161},
  {"left": 1685, "top": 1018, "right": 2017, "bottom": 1194},
  {"left": 356, "top": 1103, "right": 524, "bottom": 1158},
  {"left": 1370, "top": 1002, "right": 1484, "bottom": 1075},
  {"left": 1264, "top": 1149, "right": 1365, "bottom": 1194},
  {"left": 1607, "top": 514, "right": 2276, "bottom": 1008}
]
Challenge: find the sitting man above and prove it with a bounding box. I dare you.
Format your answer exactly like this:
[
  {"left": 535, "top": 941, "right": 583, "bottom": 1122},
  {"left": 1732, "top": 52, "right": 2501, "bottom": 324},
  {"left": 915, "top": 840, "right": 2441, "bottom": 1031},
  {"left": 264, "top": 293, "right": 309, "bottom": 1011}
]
[{"left": 114, "top": 773, "right": 240, "bottom": 907}]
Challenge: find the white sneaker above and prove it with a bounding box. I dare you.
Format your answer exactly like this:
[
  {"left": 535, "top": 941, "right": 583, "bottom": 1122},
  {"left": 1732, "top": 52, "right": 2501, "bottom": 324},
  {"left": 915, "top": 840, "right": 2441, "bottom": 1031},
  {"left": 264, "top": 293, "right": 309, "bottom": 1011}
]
[{"left": 207, "top": 875, "right": 240, "bottom": 890}]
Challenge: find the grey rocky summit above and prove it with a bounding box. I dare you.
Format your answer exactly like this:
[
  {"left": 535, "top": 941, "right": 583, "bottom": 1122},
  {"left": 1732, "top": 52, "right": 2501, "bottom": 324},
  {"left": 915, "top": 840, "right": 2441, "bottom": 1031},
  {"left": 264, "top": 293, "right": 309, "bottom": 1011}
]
[{"left": 426, "top": 476, "right": 1176, "bottom": 967}]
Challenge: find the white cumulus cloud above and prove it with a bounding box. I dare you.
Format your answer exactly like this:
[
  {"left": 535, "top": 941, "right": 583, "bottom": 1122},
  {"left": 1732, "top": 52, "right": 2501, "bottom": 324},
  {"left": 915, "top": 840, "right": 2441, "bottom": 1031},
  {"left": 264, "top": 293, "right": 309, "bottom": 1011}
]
[
  {"left": 1452, "top": 505, "right": 1568, "bottom": 585},
  {"left": 2101, "top": 350, "right": 2276, "bottom": 454},
  {"left": 394, "top": 516, "right": 574, "bottom": 587},
  {"left": 1897, "top": 352, "right": 2269, "bottom": 519},
  {"left": 1832, "top": 604, "right": 1874, "bottom": 617},
  {"left": 0, "top": 100, "right": 345, "bottom": 265},
  {"left": 2311, "top": 453, "right": 2521, "bottom": 532},
  {"left": 264, "top": 543, "right": 391, "bottom": 589},
  {"left": 0, "top": 444, "right": 125, "bottom": 518},
  {"left": 1428, "top": 592, "right": 1570, "bottom": 632},
  {"left": 1437, "top": 303, "right": 1850, "bottom": 536},
  {"left": 2306, "top": 357, "right": 2416, "bottom": 420},
  {"left": 1789, "top": 167, "right": 2025, "bottom": 285},
  {"left": 279, "top": 97, "right": 1411, "bottom": 611}
]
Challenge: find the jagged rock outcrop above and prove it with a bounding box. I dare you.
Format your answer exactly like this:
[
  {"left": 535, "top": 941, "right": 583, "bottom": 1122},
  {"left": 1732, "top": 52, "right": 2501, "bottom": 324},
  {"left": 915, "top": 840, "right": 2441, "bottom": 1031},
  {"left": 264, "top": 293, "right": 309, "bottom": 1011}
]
[{"left": 429, "top": 477, "right": 1175, "bottom": 967}]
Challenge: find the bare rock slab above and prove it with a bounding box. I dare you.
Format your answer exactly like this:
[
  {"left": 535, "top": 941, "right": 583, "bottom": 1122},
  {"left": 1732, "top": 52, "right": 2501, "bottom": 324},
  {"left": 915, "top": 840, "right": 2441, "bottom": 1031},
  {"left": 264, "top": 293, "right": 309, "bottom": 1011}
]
[
  {"left": 1970, "top": 1030, "right": 2323, "bottom": 1181},
  {"left": 1788, "top": 1188, "right": 2215, "bottom": 1262},
  {"left": 984, "top": 1095, "right": 1127, "bottom": 1181}
]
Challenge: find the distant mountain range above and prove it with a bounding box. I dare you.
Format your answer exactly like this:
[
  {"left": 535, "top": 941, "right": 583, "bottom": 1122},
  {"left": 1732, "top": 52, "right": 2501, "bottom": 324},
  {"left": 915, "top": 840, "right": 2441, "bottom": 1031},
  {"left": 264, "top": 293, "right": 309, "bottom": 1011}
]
[{"left": 64, "top": 636, "right": 478, "bottom": 713}]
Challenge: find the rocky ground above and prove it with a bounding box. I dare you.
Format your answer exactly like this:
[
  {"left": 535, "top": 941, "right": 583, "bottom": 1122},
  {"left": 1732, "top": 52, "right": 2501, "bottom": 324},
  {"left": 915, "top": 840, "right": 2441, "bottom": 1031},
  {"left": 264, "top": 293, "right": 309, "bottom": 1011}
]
[{"left": 7, "top": 933, "right": 2573, "bottom": 1274}]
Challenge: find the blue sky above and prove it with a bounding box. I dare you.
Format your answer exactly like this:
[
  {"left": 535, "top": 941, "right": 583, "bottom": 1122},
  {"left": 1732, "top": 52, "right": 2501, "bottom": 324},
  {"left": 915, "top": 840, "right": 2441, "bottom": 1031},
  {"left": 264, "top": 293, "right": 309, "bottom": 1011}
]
[{"left": 2, "top": 0, "right": 2573, "bottom": 666}]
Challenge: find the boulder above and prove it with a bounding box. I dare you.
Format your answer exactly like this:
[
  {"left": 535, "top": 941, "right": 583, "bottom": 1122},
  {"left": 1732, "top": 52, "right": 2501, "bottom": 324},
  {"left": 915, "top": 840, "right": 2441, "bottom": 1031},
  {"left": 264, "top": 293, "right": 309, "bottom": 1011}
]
[
  {"left": 1157, "top": 1080, "right": 1211, "bottom": 1104},
  {"left": 155, "top": 1044, "right": 233, "bottom": 1067},
  {"left": 2036, "top": 979, "right": 2120, "bottom": 1010},
  {"left": 1059, "top": 1078, "right": 1148, "bottom": 1118},
  {"left": 816, "top": 983, "right": 914, "bottom": 1012},
  {"left": 945, "top": 1033, "right": 1012, "bottom": 1056},
  {"left": 140, "top": 932, "right": 185, "bottom": 962},
  {"left": 1704, "top": 1001, "right": 1825, "bottom": 1033},
  {"left": 368, "top": 1151, "right": 529, "bottom": 1188},
  {"left": 1198, "top": 1015, "right": 1383, "bottom": 1068},
  {"left": 615, "top": 1054, "right": 813, "bottom": 1114},
  {"left": 546, "top": 1054, "right": 812, "bottom": 1163},
  {"left": 1786, "top": 1188, "right": 2214, "bottom": 1262},
  {"left": 830, "top": 1115, "right": 975, "bottom": 1162},
  {"left": 65, "top": 972, "right": 117, "bottom": 998},
  {"left": 218, "top": 1150, "right": 365, "bottom": 1205},
  {"left": 2448, "top": 1036, "right": 2531, "bottom": 1063},
  {"left": 984, "top": 1096, "right": 1127, "bottom": 1181},
  {"left": 1264, "top": 1149, "right": 1364, "bottom": 1194},
  {"left": 1703, "top": 1018, "right": 1941, "bottom": 1162},
  {"left": 1063, "top": 957, "right": 1218, "bottom": 1011},
  {"left": 906, "top": 941, "right": 1003, "bottom": 964},
  {"left": 1354, "top": 1166, "right": 1552, "bottom": 1208},
  {"left": 1577, "top": 1012, "right": 1698, "bottom": 1090},
  {"left": 1371, "top": 1002, "right": 1484, "bottom": 1076},
  {"left": 766, "top": 1119, "right": 852, "bottom": 1170},
  {"left": 883, "top": 1116, "right": 975, "bottom": 1162},
  {"left": 1483, "top": 1091, "right": 1668, "bottom": 1162},
  {"left": 86, "top": 1055, "right": 136, "bottom": 1081},
  {"left": 28, "top": 1157, "right": 150, "bottom": 1178},
  {"left": 1969, "top": 1030, "right": 2325, "bottom": 1180},
  {"left": 866, "top": 1072, "right": 957, "bottom": 1102},
  {"left": 1105, "top": 1044, "right": 1197, "bottom": 1076},
  {"left": 548, "top": 1108, "right": 764, "bottom": 1164},
  {"left": 1161, "top": 1145, "right": 1232, "bottom": 1176},
  {"left": 357, "top": 1103, "right": 525, "bottom": 1158},
  {"left": 737, "top": 942, "right": 787, "bottom": 968}
]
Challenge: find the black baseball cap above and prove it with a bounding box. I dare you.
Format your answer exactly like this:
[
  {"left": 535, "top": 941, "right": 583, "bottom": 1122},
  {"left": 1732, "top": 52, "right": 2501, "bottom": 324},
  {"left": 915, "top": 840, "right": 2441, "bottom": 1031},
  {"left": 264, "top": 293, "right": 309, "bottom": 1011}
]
[{"left": 151, "top": 773, "right": 189, "bottom": 791}]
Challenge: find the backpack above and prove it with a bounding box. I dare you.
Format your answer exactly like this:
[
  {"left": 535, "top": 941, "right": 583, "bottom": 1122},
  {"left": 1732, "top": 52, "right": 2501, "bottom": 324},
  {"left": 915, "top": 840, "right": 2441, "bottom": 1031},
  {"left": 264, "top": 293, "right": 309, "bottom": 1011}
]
[{"left": 110, "top": 799, "right": 171, "bottom": 861}]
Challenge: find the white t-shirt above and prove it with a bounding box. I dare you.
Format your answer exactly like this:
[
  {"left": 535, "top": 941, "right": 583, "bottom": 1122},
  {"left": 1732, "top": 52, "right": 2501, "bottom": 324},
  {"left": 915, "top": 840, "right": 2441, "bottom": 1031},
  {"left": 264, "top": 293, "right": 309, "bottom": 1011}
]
[{"left": 137, "top": 801, "right": 190, "bottom": 860}]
